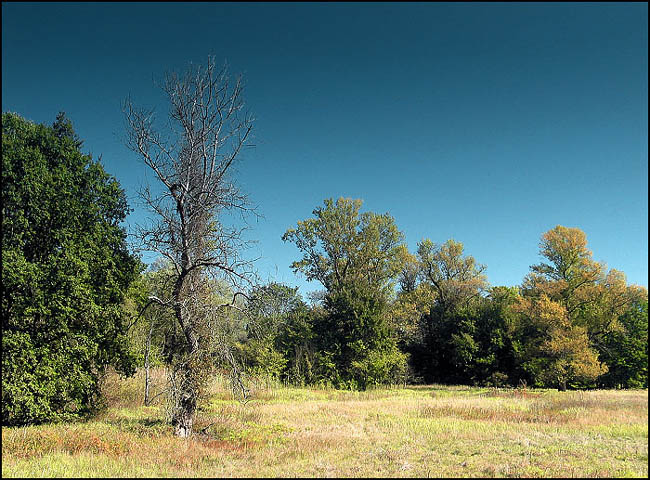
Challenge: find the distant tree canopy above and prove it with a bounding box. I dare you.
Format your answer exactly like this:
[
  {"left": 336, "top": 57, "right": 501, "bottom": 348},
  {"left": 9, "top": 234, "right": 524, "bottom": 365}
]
[
  {"left": 282, "top": 198, "right": 408, "bottom": 296},
  {"left": 409, "top": 238, "right": 491, "bottom": 384},
  {"left": 2, "top": 112, "right": 141, "bottom": 426},
  {"left": 598, "top": 296, "right": 648, "bottom": 389},
  {"left": 281, "top": 206, "right": 648, "bottom": 391}
]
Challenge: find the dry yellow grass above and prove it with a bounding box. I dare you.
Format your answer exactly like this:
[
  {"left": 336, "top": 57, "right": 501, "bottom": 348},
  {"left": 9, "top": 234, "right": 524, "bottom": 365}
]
[{"left": 2, "top": 369, "right": 647, "bottom": 477}]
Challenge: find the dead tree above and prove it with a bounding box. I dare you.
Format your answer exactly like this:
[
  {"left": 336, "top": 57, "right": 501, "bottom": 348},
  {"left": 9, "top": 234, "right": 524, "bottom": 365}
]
[{"left": 124, "top": 57, "right": 256, "bottom": 437}]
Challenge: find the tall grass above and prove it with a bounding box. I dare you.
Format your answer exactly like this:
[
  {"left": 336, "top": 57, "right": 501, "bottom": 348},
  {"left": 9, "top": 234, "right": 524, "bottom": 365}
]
[{"left": 2, "top": 368, "right": 647, "bottom": 478}]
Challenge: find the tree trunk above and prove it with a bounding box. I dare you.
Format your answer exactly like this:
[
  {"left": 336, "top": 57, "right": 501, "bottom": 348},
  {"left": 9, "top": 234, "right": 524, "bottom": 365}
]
[
  {"left": 172, "top": 392, "right": 196, "bottom": 438},
  {"left": 144, "top": 322, "right": 154, "bottom": 406},
  {"left": 171, "top": 365, "right": 198, "bottom": 438}
]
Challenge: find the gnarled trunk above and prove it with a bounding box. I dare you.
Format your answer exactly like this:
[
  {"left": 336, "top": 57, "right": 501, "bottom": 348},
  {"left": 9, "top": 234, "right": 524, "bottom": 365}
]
[
  {"left": 170, "top": 363, "right": 199, "bottom": 438},
  {"left": 169, "top": 271, "right": 201, "bottom": 437},
  {"left": 172, "top": 388, "right": 197, "bottom": 437}
]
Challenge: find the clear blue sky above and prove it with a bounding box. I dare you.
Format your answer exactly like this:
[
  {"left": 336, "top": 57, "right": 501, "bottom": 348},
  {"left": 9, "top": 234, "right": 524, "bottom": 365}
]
[{"left": 3, "top": 2, "right": 648, "bottom": 294}]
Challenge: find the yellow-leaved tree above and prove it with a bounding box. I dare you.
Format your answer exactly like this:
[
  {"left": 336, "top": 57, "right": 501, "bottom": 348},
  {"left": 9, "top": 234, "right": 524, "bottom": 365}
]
[
  {"left": 512, "top": 294, "right": 606, "bottom": 390},
  {"left": 513, "top": 226, "right": 620, "bottom": 389}
]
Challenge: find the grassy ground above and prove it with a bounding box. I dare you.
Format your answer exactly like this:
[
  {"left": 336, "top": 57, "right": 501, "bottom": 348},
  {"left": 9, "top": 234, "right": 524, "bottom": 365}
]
[{"left": 2, "top": 369, "right": 647, "bottom": 478}]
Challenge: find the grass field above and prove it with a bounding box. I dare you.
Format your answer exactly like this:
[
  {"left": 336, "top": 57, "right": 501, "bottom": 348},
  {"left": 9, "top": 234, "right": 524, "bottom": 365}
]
[{"left": 2, "top": 369, "right": 647, "bottom": 478}]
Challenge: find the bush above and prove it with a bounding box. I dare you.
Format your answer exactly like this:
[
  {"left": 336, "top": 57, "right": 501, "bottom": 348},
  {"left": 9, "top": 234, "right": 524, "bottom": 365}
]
[
  {"left": 483, "top": 371, "right": 510, "bottom": 388},
  {"left": 237, "top": 339, "right": 288, "bottom": 380},
  {"left": 349, "top": 345, "right": 408, "bottom": 389}
]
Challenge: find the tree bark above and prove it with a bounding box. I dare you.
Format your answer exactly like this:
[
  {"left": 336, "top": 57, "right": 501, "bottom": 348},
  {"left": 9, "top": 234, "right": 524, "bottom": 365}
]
[
  {"left": 172, "top": 390, "right": 196, "bottom": 437},
  {"left": 171, "top": 366, "right": 199, "bottom": 438},
  {"left": 144, "top": 322, "right": 154, "bottom": 406}
]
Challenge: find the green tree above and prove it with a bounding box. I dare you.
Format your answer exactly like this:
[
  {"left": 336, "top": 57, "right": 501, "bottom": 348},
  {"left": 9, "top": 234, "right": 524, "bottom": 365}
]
[
  {"left": 317, "top": 281, "right": 407, "bottom": 389},
  {"left": 245, "top": 283, "right": 306, "bottom": 340},
  {"left": 2, "top": 112, "right": 141, "bottom": 426},
  {"left": 274, "top": 305, "right": 318, "bottom": 385},
  {"left": 122, "top": 258, "right": 178, "bottom": 405},
  {"left": 282, "top": 198, "right": 408, "bottom": 388},
  {"left": 598, "top": 293, "right": 648, "bottom": 388},
  {"left": 416, "top": 299, "right": 515, "bottom": 386},
  {"left": 413, "top": 239, "right": 488, "bottom": 383},
  {"left": 461, "top": 286, "right": 520, "bottom": 387},
  {"left": 237, "top": 283, "right": 306, "bottom": 380},
  {"left": 282, "top": 197, "right": 407, "bottom": 295},
  {"left": 417, "top": 239, "right": 488, "bottom": 316},
  {"left": 389, "top": 282, "right": 435, "bottom": 353}
]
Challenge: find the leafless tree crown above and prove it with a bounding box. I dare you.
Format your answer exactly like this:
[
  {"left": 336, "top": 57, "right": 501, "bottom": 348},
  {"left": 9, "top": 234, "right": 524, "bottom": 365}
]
[{"left": 124, "top": 57, "right": 256, "bottom": 291}]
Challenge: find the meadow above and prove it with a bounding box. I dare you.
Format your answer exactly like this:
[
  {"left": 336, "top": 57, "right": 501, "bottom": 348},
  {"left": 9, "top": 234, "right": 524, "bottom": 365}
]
[{"left": 2, "top": 369, "right": 647, "bottom": 478}]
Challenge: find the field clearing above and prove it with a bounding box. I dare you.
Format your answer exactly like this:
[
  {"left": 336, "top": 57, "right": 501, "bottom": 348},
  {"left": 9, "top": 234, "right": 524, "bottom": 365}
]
[{"left": 2, "top": 369, "right": 647, "bottom": 478}]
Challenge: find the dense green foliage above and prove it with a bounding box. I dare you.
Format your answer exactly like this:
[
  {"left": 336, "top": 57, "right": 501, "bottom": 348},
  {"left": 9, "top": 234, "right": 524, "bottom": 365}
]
[
  {"left": 318, "top": 282, "right": 407, "bottom": 389},
  {"left": 412, "top": 288, "right": 520, "bottom": 386},
  {"left": 598, "top": 297, "right": 648, "bottom": 388},
  {"left": 2, "top": 113, "right": 141, "bottom": 425}
]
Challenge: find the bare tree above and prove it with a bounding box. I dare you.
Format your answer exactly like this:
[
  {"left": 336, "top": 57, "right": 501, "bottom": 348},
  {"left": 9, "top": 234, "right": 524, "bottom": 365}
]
[{"left": 124, "top": 57, "right": 256, "bottom": 437}]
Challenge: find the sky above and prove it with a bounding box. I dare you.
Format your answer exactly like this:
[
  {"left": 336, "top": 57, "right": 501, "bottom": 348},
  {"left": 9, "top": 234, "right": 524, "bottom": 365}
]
[{"left": 2, "top": 2, "right": 648, "bottom": 295}]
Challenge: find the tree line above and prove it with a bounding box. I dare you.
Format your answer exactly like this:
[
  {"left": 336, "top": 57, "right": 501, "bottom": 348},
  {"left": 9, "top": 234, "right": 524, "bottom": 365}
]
[
  {"left": 2, "top": 59, "right": 647, "bottom": 437},
  {"left": 180, "top": 199, "right": 644, "bottom": 395}
]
